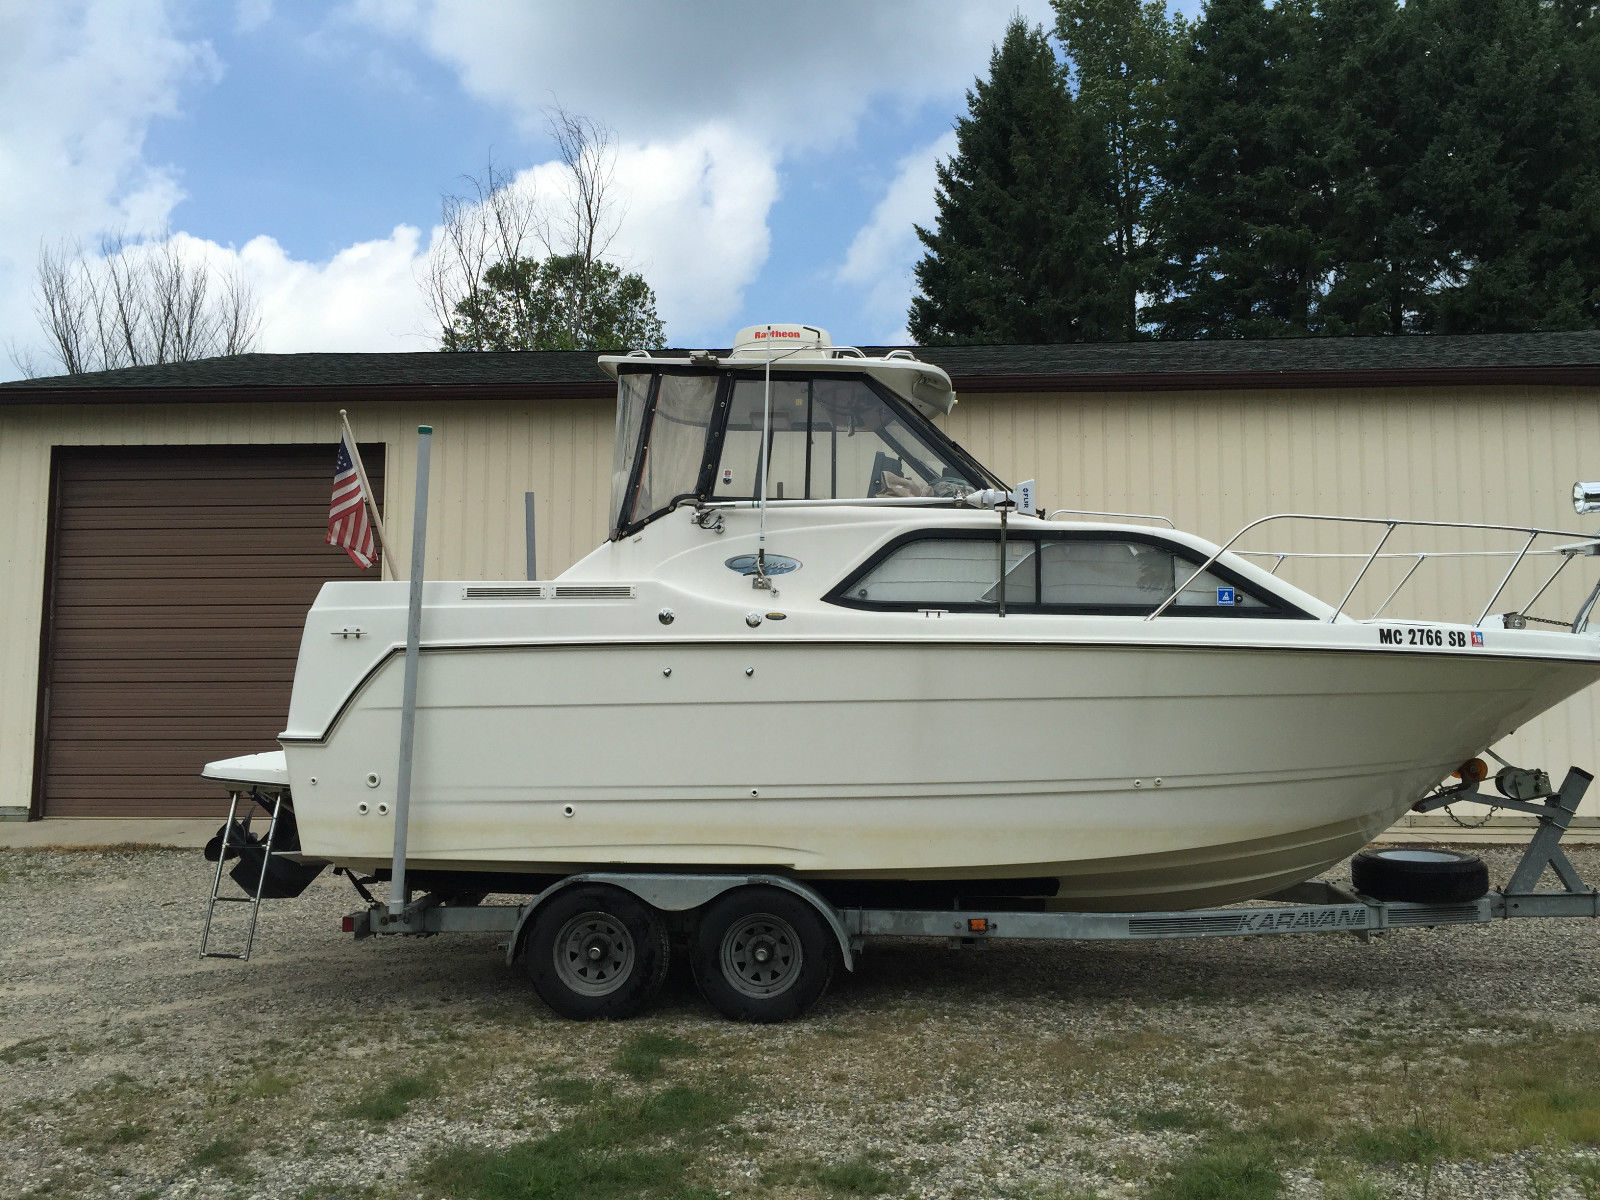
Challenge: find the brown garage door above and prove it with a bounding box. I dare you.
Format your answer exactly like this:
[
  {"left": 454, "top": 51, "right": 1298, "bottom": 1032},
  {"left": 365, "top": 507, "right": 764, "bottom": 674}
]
[{"left": 37, "top": 445, "right": 384, "bottom": 818}]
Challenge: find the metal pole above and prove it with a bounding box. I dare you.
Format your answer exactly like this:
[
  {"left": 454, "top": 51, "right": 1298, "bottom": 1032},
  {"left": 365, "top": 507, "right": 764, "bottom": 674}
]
[
  {"left": 524, "top": 491, "right": 537, "bottom": 581},
  {"left": 390, "top": 425, "right": 432, "bottom": 916}
]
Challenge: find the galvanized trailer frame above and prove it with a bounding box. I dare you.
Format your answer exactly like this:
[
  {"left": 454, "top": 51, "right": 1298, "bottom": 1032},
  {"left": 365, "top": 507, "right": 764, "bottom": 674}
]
[{"left": 341, "top": 767, "right": 1600, "bottom": 964}]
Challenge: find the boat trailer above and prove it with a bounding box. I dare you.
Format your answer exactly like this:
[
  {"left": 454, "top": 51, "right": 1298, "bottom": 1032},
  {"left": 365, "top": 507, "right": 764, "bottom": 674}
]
[{"left": 219, "top": 764, "right": 1595, "bottom": 1020}]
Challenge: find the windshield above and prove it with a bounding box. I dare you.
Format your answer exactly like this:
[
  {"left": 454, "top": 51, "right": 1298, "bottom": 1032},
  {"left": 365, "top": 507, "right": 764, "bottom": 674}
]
[
  {"left": 712, "top": 376, "right": 986, "bottom": 502},
  {"left": 611, "top": 368, "right": 996, "bottom": 537}
]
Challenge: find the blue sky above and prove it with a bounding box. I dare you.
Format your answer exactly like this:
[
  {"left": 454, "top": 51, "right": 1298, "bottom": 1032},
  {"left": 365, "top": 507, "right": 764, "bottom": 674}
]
[{"left": 2, "top": 1, "right": 1199, "bottom": 378}]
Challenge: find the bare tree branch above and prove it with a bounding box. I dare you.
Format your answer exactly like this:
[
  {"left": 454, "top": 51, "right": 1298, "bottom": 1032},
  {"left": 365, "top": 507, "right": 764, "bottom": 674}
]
[
  {"left": 427, "top": 106, "right": 633, "bottom": 350},
  {"left": 27, "top": 231, "right": 262, "bottom": 375}
]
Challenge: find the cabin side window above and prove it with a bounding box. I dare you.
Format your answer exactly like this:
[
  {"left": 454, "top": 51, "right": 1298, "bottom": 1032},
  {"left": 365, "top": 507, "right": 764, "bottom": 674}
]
[
  {"left": 828, "top": 532, "right": 1298, "bottom": 616},
  {"left": 1039, "top": 540, "right": 1268, "bottom": 610},
  {"left": 844, "top": 539, "right": 1037, "bottom": 606}
]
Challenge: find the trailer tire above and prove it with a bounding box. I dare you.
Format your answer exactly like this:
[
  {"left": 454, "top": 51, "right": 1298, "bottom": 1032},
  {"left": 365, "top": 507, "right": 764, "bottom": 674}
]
[
  {"left": 1351, "top": 848, "right": 1489, "bottom": 903},
  {"left": 520, "top": 885, "right": 670, "bottom": 1020},
  {"left": 691, "top": 887, "right": 835, "bottom": 1023}
]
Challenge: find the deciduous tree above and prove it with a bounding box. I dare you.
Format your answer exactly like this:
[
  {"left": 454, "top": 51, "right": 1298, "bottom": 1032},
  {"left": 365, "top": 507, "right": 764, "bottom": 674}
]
[{"left": 28, "top": 232, "right": 259, "bottom": 375}]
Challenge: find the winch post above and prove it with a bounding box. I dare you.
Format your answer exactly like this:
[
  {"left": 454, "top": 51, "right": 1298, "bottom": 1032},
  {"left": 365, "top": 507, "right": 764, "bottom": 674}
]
[
  {"left": 1506, "top": 767, "right": 1593, "bottom": 895},
  {"left": 390, "top": 425, "right": 433, "bottom": 916}
]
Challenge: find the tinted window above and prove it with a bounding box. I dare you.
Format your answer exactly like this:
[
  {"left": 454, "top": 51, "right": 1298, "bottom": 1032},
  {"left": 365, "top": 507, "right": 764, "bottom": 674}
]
[
  {"left": 833, "top": 534, "right": 1285, "bottom": 615},
  {"left": 1039, "top": 540, "right": 1266, "bottom": 609},
  {"left": 847, "top": 539, "right": 1036, "bottom": 606}
]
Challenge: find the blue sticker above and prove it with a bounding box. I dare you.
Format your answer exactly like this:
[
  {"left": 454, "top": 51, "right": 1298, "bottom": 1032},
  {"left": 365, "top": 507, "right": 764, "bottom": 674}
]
[{"left": 1216, "top": 587, "right": 1237, "bottom": 606}]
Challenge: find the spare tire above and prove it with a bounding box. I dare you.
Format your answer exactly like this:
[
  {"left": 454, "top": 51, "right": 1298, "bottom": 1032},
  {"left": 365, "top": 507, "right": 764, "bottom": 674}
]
[{"left": 1352, "top": 848, "right": 1489, "bottom": 903}]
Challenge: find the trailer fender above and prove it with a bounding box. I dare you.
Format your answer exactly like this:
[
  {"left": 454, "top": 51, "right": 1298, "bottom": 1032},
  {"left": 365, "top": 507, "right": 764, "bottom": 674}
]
[{"left": 505, "top": 872, "right": 854, "bottom": 971}]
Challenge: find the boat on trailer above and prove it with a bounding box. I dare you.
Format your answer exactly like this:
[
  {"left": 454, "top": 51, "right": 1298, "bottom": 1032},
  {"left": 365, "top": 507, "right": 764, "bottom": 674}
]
[{"left": 200, "top": 324, "right": 1600, "bottom": 1020}]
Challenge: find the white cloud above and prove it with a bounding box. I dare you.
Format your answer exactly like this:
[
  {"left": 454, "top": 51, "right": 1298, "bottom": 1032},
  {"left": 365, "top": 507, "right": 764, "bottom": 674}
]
[
  {"left": 0, "top": 1, "right": 219, "bottom": 376},
  {"left": 836, "top": 131, "right": 957, "bottom": 342},
  {"left": 234, "top": 228, "right": 434, "bottom": 353},
  {"left": 345, "top": 1, "right": 1053, "bottom": 152},
  {"left": 235, "top": 0, "right": 272, "bottom": 34},
  {"left": 509, "top": 125, "right": 779, "bottom": 343}
]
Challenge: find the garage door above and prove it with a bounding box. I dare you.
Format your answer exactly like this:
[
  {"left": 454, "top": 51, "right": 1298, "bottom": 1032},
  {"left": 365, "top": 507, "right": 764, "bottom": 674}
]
[{"left": 37, "top": 445, "right": 384, "bottom": 818}]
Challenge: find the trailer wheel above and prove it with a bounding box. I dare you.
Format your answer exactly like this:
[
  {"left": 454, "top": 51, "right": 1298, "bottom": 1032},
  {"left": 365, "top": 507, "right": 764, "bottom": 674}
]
[
  {"left": 691, "top": 887, "right": 834, "bottom": 1022},
  {"left": 1351, "top": 848, "right": 1489, "bottom": 903},
  {"left": 520, "top": 886, "right": 669, "bottom": 1019}
]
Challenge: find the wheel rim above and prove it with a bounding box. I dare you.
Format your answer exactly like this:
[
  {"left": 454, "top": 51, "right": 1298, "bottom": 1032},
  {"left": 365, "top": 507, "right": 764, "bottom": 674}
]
[
  {"left": 552, "top": 910, "right": 636, "bottom": 996},
  {"left": 1379, "top": 850, "right": 1462, "bottom": 864},
  {"left": 720, "top": 913, "right": 802, "bottom": 998}
]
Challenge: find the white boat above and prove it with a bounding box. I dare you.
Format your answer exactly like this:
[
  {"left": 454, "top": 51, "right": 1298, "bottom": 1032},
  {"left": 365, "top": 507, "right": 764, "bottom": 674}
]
[{"left": 205, "top": 325, "right": 1600, "bottom": 912}]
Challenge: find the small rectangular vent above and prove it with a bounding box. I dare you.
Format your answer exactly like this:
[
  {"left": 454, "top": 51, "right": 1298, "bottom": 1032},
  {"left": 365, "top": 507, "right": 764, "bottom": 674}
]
[
  {"left": 462, "top": 585, "right": 545, "bottom": 599},
  {"left": 551, "top": 585, "right": 635, "bottom": 599}
]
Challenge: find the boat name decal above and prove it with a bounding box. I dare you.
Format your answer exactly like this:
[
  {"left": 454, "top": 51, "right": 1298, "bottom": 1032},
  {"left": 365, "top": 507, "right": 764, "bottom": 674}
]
[
  {"left": 1376, "top": 626, "right": 1471, "bottom": 649},
  {"left": 1238, "top": 908, "right": 1369, "bottom": 933},
  {"left": 725, "top": 553, "right": 801, "bottom": 576}
]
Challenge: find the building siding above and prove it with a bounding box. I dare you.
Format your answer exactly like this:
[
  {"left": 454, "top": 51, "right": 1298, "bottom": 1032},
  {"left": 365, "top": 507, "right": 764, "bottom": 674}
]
[{"left": 3, "top": 381, "right": 1598, "bottom": 820}]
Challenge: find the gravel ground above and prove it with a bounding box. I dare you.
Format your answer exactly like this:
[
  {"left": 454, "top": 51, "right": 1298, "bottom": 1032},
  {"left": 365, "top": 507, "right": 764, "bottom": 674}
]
[{"left": 4, "top": 845, "right": 1600, "bottom": 1200}]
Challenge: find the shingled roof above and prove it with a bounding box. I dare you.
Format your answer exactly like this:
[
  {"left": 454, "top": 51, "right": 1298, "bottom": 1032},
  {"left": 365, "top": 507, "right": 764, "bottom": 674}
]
[{"left": 6, "top": 330, "right": 1600, "bottom": 404}]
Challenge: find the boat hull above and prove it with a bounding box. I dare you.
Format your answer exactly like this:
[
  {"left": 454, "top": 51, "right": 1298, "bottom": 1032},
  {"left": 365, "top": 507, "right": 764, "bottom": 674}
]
[{"left": 283, "top": 639, "right": 1600, "bottom": 910}]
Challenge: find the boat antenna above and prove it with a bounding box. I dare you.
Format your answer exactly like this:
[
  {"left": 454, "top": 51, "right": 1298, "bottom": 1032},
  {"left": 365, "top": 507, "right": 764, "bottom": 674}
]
[{"left": 753, "top": 331, "right": 776, "bottom": 593}]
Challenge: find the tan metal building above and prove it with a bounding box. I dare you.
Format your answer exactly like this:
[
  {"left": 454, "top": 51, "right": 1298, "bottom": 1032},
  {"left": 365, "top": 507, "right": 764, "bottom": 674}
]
[{"left": 5, "top": 333, "right": 1600, "bottom": 829}]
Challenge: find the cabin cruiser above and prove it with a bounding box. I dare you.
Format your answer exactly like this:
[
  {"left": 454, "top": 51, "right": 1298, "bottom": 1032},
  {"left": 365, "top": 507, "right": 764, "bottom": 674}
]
[{"left": 204, "top": 325, "right": 1600, "bottom": 911}]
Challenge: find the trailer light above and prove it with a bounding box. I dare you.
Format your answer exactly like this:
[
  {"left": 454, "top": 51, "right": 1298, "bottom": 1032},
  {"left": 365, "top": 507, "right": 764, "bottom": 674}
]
[
  {"left": 341, "top": 916, "right": 356, "bottom": 933},
  {"left": 1453, "top": 758, "right": 1489, "bottom": 785},
  {"left": 967, "top": 918, "right": 990, "bottom": 933}
]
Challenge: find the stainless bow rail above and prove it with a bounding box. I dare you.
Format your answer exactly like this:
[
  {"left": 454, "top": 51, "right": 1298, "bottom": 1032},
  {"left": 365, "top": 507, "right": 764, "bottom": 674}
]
[{"left": 1146, "top": 512, "right": 1600, "bottom": 625}]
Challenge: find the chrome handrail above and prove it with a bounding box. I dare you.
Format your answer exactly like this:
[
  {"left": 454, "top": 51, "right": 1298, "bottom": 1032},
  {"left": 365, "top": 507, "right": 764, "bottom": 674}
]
[
  {"left": 1147, "top": 513, "right": 1600, "bottom": 625},
  {"left": 1048, "top": 508, "right": 1176, "bottom": 528}
]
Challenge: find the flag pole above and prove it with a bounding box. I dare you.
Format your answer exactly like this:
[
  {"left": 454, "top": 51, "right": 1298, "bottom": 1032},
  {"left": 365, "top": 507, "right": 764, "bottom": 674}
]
[{"left": 339, "top": 409, "right": 395, "bottom": 578}]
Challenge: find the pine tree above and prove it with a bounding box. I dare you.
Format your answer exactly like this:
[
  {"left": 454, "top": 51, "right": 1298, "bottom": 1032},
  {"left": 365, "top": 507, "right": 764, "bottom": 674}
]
[
  {"left": 1312, "top": 0, "right": 1430, "bottom": 335},
  {"left": 1053, "top": 0, "right": 1186, "bottom": 339},
  {"left": 1150, "top": 0, "right": 1325, "bottom": 339},
  {"left": 908, "top": 18, "right": 1119, "bottom": 344},
  {"left": 1405, "top": 0, "right": 1600, "bottom": 332}
]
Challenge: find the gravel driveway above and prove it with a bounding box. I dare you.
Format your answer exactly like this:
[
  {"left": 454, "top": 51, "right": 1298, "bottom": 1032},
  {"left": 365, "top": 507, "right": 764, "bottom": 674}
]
[{"left": 4, "top": 844, "right": 1600, "bottom": 1200}]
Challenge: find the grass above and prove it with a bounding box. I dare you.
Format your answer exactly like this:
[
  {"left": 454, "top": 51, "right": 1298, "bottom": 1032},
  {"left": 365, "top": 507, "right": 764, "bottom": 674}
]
[
  {"left": 1131, "top": 1106, "right": 1223, "bottom": 1135},
  {"left": 0, "top": 1036, "right": 50, "bottom": 1064},
  {"left": 345, "top": 1070, "right": 441, "bottom": 1123},
  {"left": 1148, "top": 1138, "right": 1282, "bottom": 1200},
  {"left": 191, "top": 1135, "right": 251, "bottom": 1179},
  {"left": 418, "top": 1082, "right": 742, "bottom": 1200},
  {"left": 612, "top": 1031, "right": 701, "bottom": 1081},
  {"left": 243, "top": 1071, "right": 294, "bottom": 1099}
]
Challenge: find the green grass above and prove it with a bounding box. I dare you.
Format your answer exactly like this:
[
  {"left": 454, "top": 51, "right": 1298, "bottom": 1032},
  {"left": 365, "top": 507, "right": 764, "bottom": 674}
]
[
  {"left": 345, "top": 1071, "right": 440, "bottom": 1123},
  {"left": 1148, "top": 1139, "right": 1282, "bottom": 1200},
  {"left": 191, "top": 1135, "right": 250, "bottom": 1178},
  {"left": 418, "top": 1083, "right": 741, "bottom": 1200},
  {"left": 1132, "top": 1107, "right": 1222, "bottom": 1135},
  {"left": 537, "top": 1075, "right": 603, "bottom": 1106},
  {"left": 105, "top": 1122, "right": 149, "bottom": 1146},
  {"left": 812, "top": 1154, "right": 899, "bottom": 1195},
  {"left": 243, "top": 1071, "right": 293, "bottom": 1099},
  {"left": 612, "top": 1032, "right": 701, "bottom": 1081},
  {"left": 0, "top": 1037, "right": 50, "bottom": 1064}
]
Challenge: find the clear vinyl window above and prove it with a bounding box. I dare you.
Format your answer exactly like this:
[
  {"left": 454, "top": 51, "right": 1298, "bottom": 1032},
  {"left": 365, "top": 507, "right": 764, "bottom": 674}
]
[{"left": 712, "top": 376, "right": 983, "bottom": 501}]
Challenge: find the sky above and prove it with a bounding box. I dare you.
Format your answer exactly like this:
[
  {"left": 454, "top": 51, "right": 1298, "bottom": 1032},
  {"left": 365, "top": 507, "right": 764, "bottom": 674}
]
[{"left": 0, "top": 0, "right": 1197, "bottom": 380}]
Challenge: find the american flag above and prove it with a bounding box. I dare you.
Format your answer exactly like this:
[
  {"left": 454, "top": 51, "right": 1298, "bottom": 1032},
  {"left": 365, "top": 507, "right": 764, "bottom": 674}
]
[{"left": 327, "top": 434, "right": 376, "bottom": 569}]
